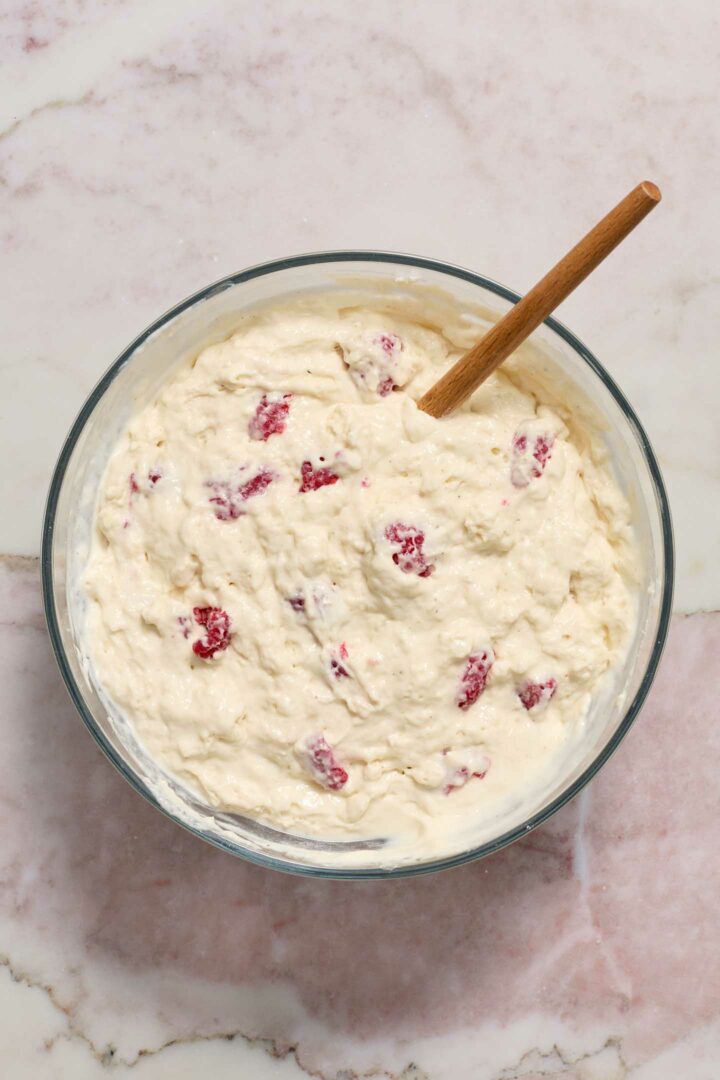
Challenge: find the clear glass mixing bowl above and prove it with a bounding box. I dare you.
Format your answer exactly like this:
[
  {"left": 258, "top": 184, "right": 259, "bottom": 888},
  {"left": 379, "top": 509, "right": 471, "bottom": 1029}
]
[{"left": 41, "top": 253, "right": 674, "bottom": 878}]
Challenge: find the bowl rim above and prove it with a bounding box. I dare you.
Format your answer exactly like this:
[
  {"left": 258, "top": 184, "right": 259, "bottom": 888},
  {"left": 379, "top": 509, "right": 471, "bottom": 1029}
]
[{"left": 41, "top": 250, "right": 675, "bottom": 879}]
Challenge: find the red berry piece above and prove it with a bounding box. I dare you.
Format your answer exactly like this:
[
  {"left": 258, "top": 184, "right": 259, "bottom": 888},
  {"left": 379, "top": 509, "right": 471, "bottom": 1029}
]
[
  {"left": 206, "top": 480, "right": 238, "bottom": 520},
  {"left": 456, "top": 649, "right": 494, "bottom": 710},
  {"left": 192, "top": 606, "right": 231, "bottom": 659},
  {"left": 376, "top": 333, "right": 402, "bottom": 355},
  {"left": 248, "top": 393, "right": 292, "bottom": 442},
  {"left": 130, "top": 469, "right": 164, "bottom": 494},
  {"left": 377, "top": 375, "right": 396, "bottom": 397},
  {"left": 518, "top": 677, "right": 557, "bottom": 711},
  {"left": 511, "top": 429, "right": 555, "bottom": 488},
  {"left": 533, "top": 435, "right": 553, "bottom": 472},
  {"left": 207, "top": 468, "right": 275, "bottom": 520},
  {"left": 178, "top": 615, "right": 192, "bottom": 639},
  {"left": 384, "top": 522, "right": 435, "bottom": 577},
  {"left": 444, "top": 767, "right": 471, "bottom": 795},
  {"left": 443, "top": 757, "right": 490, "bottom": 795},
  {"left": 375, "top": 334, "right": 402, "bottom": 395},
  {"left": 299, "top": 460, "right": 340, "bottom": 493},
  {"left": 239, "top": 468, "right": 274, "bottom": 500},
  {"left": 330, "top": 642, "right": 350, "bottom": 679},
  {"left": 345, "top": 333, "right": 403, "bottom": 396},
  {"left": 287, "top": 583, "right": 338, "bottom": 620},
  {"left": 298, "top": 734, "right": 348, "bottom": 791}
]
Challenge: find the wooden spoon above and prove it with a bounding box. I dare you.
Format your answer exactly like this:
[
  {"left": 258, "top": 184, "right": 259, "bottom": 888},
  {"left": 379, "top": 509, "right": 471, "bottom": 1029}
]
[{"left": 417, "top": 181, "right": 661, "bottom": 419}]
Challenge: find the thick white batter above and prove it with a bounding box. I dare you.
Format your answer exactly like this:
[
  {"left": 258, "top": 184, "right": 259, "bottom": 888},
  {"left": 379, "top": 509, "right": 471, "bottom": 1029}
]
[{"left": 84, "top": 296, "right": 637, "bottom": 848}]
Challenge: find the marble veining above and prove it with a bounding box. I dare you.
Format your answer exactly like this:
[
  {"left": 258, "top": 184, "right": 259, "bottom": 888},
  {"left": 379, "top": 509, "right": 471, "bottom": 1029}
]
[{"left": 1, "top": 0, "right": 718, "bottom": 1075}]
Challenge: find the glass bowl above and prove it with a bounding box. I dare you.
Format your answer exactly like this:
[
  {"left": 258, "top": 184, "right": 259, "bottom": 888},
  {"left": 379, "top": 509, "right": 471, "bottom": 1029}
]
[{"left": 41, "top": 252, "right": 674, "bottom": 878}]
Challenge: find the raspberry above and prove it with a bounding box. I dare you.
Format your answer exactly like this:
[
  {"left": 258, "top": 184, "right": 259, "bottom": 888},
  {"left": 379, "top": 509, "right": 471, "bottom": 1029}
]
[
  {"left": 518, "top": 678, "right": 557, "bottom": 711},
  {"left": 345, "top": 333, "right": 403, "bottom": 397},
  {"left": 330, "top": 642, "right": 350, "bottom": 679},
  {"left": 375, "top": 335, "right": 401, "bottom": 395},
  {"left": 384, "top": 522, "right": 434, "bottom": 577},
  {"left": 192, "top": 606, "right": 231, "bottom": 659},
  {"left": 297, "top": 734, "right": 348, "bottom": 791},
  {"left": 533, "top": 436, "right": 553, "bottom": 472},
  {"left": 456, "top": 650, "right": 494, "bottom": 710},
  {"left": 444, "top": 767, "right": 471, "bottom": 794},
  {"left": 207, "top": 468, "right": 275, "bottom": 520},
  {"left": 287, "top": 583, "right": 338, "bottom": 620},
  {"left": 377, "top": 376, "right": 396, "bottom": 397},
  {"left": 443, "top": 756, "right": 490, "bottom": 795},
  {"left": 206, "top": 481, "right": 238, "bottom": 520},
  {"left": 376, "top": 333, "right": 402, "bottom": 355},
  {"left": 248, "top": 393, "right": 292, "bottom": 441},
  {"left": 239, "top": 469, "right": 274, "bottom": 500},
  {"left": 130, "top": 469, "right": 162, "bottom": 496},
  {"left": 178, "top": 615, "right": 192, "bottom": 639},
  {"left": 299, "top": 460, "right": 340, "bottom": 493},
  {"left": 511, "top": 430, "right": 555, "bottom": 488}
]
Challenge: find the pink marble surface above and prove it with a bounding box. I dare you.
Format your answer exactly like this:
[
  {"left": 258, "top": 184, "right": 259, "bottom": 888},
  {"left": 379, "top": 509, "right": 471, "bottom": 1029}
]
[{"left": 2, "top": 557, "right": 718, "bottom": 1077}]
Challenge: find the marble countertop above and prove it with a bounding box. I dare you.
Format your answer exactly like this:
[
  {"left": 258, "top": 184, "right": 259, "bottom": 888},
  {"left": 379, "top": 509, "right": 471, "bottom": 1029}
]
[{"left": 1, "top": 2, "right": 718, "bottom": 1076}]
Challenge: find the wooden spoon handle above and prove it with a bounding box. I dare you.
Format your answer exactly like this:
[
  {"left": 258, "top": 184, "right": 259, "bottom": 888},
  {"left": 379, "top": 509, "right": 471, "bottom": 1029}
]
[{"left": 417, "top": 181, "right": 661, "bottom": 418}]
